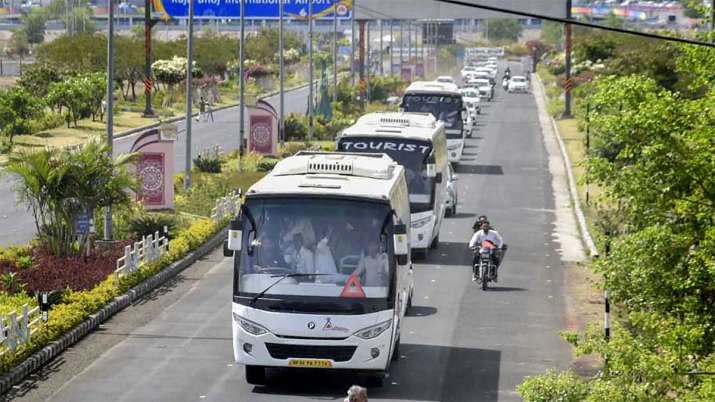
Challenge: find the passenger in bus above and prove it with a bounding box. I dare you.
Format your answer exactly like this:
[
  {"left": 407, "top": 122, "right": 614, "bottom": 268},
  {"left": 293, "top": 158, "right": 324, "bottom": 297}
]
[
  {"left": 291, "top": 233, "right": 315, "bottom": 275},
  {"left": 257, "top": 234, "right": 285, "bottom": 269},
  {"left": 280, "top": 216, "right": 317, "bottom": 250},
  {"left": 352, "top": 238, "right": 389, "bottom": 287},
  {"left": 315, "top": 229, "right": 338, "bottom": 276}
]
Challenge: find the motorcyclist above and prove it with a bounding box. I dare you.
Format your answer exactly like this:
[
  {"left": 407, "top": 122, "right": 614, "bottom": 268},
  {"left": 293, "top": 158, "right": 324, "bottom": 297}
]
[
  {"left": 468, "top": 220, "right": 505, "bottom": 282},
  {"left": 503, "top": 67, "right": 511, "bottom": 79},
  {"left": 502, "top": 77, "right": 509, "bottom": 91}
]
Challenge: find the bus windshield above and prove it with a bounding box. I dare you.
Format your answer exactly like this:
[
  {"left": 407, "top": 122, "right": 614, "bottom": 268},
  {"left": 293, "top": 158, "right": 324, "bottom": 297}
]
[
  {"left": 401, "top": 94, "right": 463, "bottom": 137},
  {"left": 337, "top": 137, "right": 435, "bottom": 212},
  {"left": 235, "top": 198, "right": 394, "bottom": 313}
]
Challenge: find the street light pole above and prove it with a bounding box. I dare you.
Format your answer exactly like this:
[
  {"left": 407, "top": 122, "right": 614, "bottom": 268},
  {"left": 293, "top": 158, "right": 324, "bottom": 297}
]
[
  {"left": 351, "top": 0, "right": 356, "bottom": 85},
  {"left": 366, "top": 20, "right": 370, "bottom": 102},
  {"left": 239, "top": 0, "right": 245, "bottom": 157},
  {"left": 143, "top": 0, "right": 155, "bottom": 117},
  {"left": 389, "top": 20, "right": 394, "bottom": 75},
  {"left": 104, "top": 0, "right": 115, "bottom": 240},
  {"left": 379, "top": 19, "right": 384, "bottom": 76},
  {"left": 333, "top": 0, "right": 338, "bottom": 103},
  {"left": 279, "top": 0, "right": 285, "bottom": 146},
  {"left": 563, "top": 0, "right": 573, "bottom": 118},
  {"left": 399, "top": 21, "right": 403, "bottom": 75},
  {"left": 308, "top": 0, "right": 314, "bottom": 140},
  {"left": 184, "top": 0, "right": 194, "bottom": 190}
]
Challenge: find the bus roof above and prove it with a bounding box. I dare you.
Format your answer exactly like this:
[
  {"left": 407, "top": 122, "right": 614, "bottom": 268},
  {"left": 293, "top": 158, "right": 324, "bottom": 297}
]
[
  {"left": 340, "top": 112, "right": 445, "bottom": 142},
  {"left": 246, "top": 152, "right": 404, "bottom": 202},
  {"left": 405, "top": 81, "right": 460, "bottom": 96}
]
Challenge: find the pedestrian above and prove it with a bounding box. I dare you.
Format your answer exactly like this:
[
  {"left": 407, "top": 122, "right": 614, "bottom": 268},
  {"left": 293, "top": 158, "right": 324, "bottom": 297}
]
[
  {"left": 205, "top": 97, "right": 215, "bottom": 122},
  {"left": 344, "top": 385, "right": 368, "bottom": 402},
  {"left": 197, "top": 95, "right": 207, "bottom": 122}
]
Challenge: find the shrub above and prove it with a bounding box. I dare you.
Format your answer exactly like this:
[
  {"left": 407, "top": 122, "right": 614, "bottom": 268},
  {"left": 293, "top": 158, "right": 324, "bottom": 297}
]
[
  {"left": 128, "top": 213, "right": 178, "bottom": 240},
  {"left": 517, "top": 370, "right": 590, "bottom": 402},
  {"left": 284, "top": 113, "right": 308, "bottom": 141},
  {"left": 193, "top": 154, "right": 222, "bottom": 173},
  {"left": 29, "top": 111, "right": 65, "bottom": 133},
  {"left": 257, "top": 157, "right": 279, "bottom": 172}
]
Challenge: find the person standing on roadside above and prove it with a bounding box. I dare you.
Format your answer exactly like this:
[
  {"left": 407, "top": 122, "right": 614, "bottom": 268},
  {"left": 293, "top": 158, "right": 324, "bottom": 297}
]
[{"left": 344, "top": 385, "right": 368, "bottom": 402}]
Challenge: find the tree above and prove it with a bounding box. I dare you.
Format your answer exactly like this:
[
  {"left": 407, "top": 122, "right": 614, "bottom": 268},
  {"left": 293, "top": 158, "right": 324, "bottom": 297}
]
[
  {"left": 541, "top": 21, "right": 563, "bottom": 48},
  {"left": 22, "top": 8, "right": 48, "bottom": 45},
  {"left": 36, "top": 33, "right": 106, "bottom": 74},
  {"left": 17, "top": 64, "right": 62, "bottom": 98},
  {"left": 245, "top": 28, "right": 304, "bottom": 65},
  {"left": 115, "top": 36, "right": 144, "bottom": 101},
  {"left": 6, "top": 140, "right": 138, "bottom": 257},
  {"left": 0, "top": 88, "right": 43, "bottom": 150},
  {"left": 486, "top": 19, "right": 522, "bottom": 43},
  {"left": 47, "top": 73, "right": 108, "bottom": 127},
  {"left": 7, "top": 29, "right": 30, "bottom": 58}
]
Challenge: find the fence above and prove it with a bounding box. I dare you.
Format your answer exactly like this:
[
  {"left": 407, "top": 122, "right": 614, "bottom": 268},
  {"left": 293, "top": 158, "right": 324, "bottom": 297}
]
[
  {"left": 0, "top": 304, "right": 44, "bottom": 356},
  {"left": 114, "top": 231, "right": 169, "bottom": 280},
  {"left": 210, "top": 190, "right": 241, "bottom": 223}
]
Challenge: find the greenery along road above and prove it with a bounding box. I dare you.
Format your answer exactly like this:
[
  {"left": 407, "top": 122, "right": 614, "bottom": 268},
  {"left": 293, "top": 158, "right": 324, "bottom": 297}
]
[{"left": 518, "top": 25, "right": 715, "bottom": 402}]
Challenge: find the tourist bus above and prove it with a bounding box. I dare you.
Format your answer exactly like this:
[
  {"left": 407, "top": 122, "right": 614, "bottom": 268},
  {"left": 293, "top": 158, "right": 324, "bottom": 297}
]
[
  {"left": 338, "top": 112, "right": 448, "bottom": 256},
  {"left": 400, "top": 81, "right": 466, "bottom": 163},
  {"left": 225, "top": 152, "right": 413, "bottom": 387}
]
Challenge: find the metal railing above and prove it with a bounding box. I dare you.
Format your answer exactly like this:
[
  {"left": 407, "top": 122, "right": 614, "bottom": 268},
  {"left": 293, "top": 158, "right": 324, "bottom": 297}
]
[{"left": 210, "top": 190, "right": 241, "bottom": 223}]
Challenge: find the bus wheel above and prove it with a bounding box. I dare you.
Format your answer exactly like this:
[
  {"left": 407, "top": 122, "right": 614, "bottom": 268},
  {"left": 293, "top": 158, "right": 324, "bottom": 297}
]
[
  {"left": 245, "top": 365, "right": 266, "bottom": 385},
  {"left": 430, "top": 235, "right": 439, "bottom": 249}
]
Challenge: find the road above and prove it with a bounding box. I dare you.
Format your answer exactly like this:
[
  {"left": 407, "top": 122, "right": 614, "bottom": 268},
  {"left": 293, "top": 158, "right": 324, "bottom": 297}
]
[
  {"left": 3, "top": 65, "right": 576, "bottom": 401},
  {"left": 0, "top": 85, "right": 312, "bottom": 247}
]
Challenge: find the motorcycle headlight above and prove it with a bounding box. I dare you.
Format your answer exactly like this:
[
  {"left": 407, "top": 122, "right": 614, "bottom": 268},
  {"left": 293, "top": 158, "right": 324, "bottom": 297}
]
[
  {"left": 233, "top": 313, "right": 268, "bottom": 336},
  {"left": 411, "top": 216, "right": 432, "bottom": 229},
  {"left": 354, "top": 319, "right": 392, "bottom": 340}
]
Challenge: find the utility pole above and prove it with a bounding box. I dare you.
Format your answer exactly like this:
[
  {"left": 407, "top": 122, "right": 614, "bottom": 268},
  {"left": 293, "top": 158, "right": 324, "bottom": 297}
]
[
  {"left": 389, "top": 20, "right": 394, "bottom": 75},
  {"left": 399, "top": 21, "right": 403, "bottom": 76},
  {"left": 279, "top": 0, "right": 285, "bottom": 146},
  {"left": 308, "top": 0, "right": 314, "bottom": 140},
  {"left": 333, "top": 0, "right": 338, "bottom": 103},
  {"left": 351, "top": 0, "right": 356, "bottom": 85},
  {"left": 239, "top": 0, "right": 245, "bottom": 157},
  {"left": 407, "top": 21, "right": 412, "bottom": 66},
  {"left": 359, "top": 20, "right": 366, "bottom": 100},
  {"left": 366, "top": 20, "right": 371, "bottom": 102},
  {"left": 104, "top": 0, "right": 115, "bottom": 240},
  {"left": 184, "top": 0, "right": 195, "bottom": 190},
  {"left": 711, "top": 0, "right": 714, "bottom": 40},
  {"left": 563, "top": 0, "right": 573, "bottom": 118},
  {"left": 143, "top": 0, "right": 156, "bottom": 117},
  {"left": 379, "top": 19, "right": 384, "bottom": 76}
]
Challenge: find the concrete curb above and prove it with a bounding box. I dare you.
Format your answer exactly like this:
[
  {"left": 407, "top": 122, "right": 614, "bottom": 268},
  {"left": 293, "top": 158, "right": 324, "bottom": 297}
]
[
  {"left": 0, "top": 227, "right": 228, "bottom": 395},
  {"left": 533, "top": 74, "right": 599, "bottom": 259}
]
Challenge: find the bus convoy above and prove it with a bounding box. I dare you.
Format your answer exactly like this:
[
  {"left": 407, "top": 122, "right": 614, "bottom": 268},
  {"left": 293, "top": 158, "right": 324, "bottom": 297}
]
[{"left": 224, "top": 73, "right": 485, "bottom": 386}]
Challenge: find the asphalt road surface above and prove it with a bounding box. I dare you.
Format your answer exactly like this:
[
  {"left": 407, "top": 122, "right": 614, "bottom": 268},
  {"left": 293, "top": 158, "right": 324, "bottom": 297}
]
[
  {"left": 3, "top": 65, "right": 574, "bottom": 402},
  {"left": 0, "top": 85, "right": 312, "bottom": 247}
]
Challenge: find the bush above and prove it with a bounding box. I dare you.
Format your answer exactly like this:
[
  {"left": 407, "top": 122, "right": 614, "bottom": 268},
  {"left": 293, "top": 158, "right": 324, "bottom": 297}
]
[
  {"left": 128, "top": 213, "right": 178, "bottom": 240},
  {"left": 518, "top": 370, "right": 590, "bottom": 402},
  {"left": 284, "top": 113, "right": 308, "bottom": 141},
  {"left": 29, "top": 112, "right": 65, "bottom": 133},
  {"left": 193, "top": 154, "right": 222, "bottom": 173},
  {"left": 257, "top": 157, "right": 279, "bottom": 172}
]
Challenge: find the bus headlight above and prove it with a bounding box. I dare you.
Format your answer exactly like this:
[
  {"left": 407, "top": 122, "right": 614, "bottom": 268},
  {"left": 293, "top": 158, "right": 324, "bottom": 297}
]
[
  {"left": 233, "top": 313, "right": 268, "bottom": 336},
  {"left": 354, "top": 319, "right": 392, "bottom": 340},
  {"left": 411, "top": 216, "right": 432, "bottom": 229}
]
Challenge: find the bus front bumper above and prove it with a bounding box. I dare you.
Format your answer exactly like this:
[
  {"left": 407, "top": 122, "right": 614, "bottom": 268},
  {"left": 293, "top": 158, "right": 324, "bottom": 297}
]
[{"left": 233, "top": 322, "right": 394, "bottom": 371}]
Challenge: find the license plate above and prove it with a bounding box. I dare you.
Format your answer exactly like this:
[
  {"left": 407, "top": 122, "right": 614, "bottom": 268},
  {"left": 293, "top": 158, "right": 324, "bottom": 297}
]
[{"left": 288, "top": 359, "right": 333, "bottom": 369}]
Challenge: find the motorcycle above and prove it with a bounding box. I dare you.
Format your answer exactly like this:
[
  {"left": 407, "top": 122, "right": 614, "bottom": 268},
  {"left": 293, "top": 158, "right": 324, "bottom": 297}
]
[
  {"left": 502, "top": 78, "right": 509, "bottom": 92},
  {"left": 472, "top": 241, "right": 508, "bottom": 290}
]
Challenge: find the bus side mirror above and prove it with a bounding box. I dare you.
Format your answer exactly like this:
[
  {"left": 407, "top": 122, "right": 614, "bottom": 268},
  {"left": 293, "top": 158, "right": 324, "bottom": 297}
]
[
  {"left": 426, "top": 163, "right": 437, "bottom": 178},
  {"left": 394, "top": 223, "right": 409, "bottom": 265},
  {"left": 435, "top": 173, "right": 443, "bottom": 183},
  {"left": 227, "top": 219, "right": 242, "bottom": 252}
]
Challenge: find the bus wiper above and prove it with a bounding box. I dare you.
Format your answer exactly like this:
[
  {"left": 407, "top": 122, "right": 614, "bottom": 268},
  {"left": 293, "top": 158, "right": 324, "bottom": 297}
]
[{"left": 250, "top": 273, "right": 329, "bottom": 305}]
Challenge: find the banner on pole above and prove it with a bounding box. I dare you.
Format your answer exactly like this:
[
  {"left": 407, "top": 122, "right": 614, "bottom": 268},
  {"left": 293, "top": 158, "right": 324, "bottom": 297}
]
[
  {"left": 248, "top": 99, "right": 278, "bottom": 156},
  {"left": 153, "top": 0, "right": 353, "bottom": 20}
]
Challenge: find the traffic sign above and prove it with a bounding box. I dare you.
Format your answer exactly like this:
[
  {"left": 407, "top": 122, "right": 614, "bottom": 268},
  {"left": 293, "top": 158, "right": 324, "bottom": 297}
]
[{"left": 153, "top": 0, "right": 353, "bottom": 20}]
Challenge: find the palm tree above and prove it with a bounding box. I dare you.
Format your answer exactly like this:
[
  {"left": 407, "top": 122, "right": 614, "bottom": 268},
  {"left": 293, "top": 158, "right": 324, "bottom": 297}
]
[{"left": 5, "top": 140, "right": 138, "bottom": 257}]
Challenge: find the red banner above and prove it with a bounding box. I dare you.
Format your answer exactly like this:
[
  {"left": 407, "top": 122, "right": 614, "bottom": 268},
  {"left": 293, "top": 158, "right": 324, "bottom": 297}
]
[
  {"left": 137, "top": 153, "right": 165, "bottom": 206},
  {"left": 249, "top": 114, "right": 275, "bottom": 155}
]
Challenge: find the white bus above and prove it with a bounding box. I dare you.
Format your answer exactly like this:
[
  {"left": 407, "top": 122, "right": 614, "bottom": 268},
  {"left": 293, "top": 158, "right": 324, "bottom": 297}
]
[
  {"left": 337, "top": 112, "right": 449, "bottom": 256},
  {"left": 225, "top": 152, "right": 413, "bottom": 387},
  {"left": 400, "top": 81, "right": 467, "bottom": 163}
]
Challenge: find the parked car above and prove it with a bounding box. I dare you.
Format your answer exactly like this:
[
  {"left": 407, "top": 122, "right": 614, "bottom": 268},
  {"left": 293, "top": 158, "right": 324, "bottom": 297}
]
[
  {"left": 507, "top": 76, "right": 529, "bottom": 93},
  {"left": 445, "top": 164, "right": 459, "bottom": 217}
]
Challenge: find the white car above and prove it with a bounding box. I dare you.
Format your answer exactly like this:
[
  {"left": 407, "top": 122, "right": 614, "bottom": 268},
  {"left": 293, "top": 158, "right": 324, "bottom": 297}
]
[
  {"left": 460, "top": 66, "right": 477, "bottom": 80},
  {"left": 467, "top": 78, "right": 494, "bottom": 101},
  {"left": 436, "top": 76, "right": 456, "bottom": 85},
  {"left": 445, "top": 164, "right": 459, "bottom": 217},
  {"left": 474, "top": 67, "right": 496, "bottom": 80},
  {"left": 508, "top": 76, "right": 529, "bottom": 93}
]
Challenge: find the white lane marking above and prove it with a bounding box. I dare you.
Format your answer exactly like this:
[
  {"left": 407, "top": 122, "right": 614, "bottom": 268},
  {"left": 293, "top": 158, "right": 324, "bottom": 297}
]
[
  {"left": 545, "top": 265, "right": 551, "bottom": 269},
  {"left": 424, "top": 296, "right": 429, "bottom": 300},
  {"left": 431, "top": 279, "right": 436, "bottom": 283}
]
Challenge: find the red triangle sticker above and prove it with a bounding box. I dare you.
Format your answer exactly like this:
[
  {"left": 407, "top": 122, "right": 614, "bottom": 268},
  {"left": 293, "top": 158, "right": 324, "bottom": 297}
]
[{"left": 340, "top": 274, "right": 366, "bottom": 298}]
